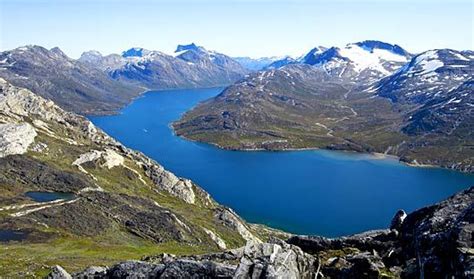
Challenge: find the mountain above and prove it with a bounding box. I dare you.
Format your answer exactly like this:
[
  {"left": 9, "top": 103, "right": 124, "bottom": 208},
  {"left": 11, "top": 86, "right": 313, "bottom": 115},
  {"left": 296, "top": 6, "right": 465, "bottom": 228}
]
[
  {"left": 374, "top": 49, "right": 472, "bottom": 104},
  {"left": 79, "top": 50, "right": 126, "bottom": 71},
  {"left": 269, "top": 41, "right": 411, "bottom": 83},
  {"left": 80, "top": 43, "right": 248, "bottom": 90},
  {"left": 266, "top": 56, "right": 299, "bottom": 69},
  {"left": 403, "top": 79, "right": 474, "bottom": 136},
  {"left": 0, "top": 44, "right": 247, "bottom": 115},
  {"left": 264, "top": 47, "right": 326, "bottom": 69},
  {"left": 121, "top": 47, "right": 151, "bottom": 58},
  {"left": 233, "top": 56, "right": 287, "bottom": 71},
  {"left": 173, "top": 46, "right": 474, "bottom": 172},
  {"left": 0, "top": 45, "right": 141, "bottom": 115},
  {"left": 0, "top": 78, "right": 271, "bottom": 276},
  {"left": 298, "top": 46, "right": 327, "bottom": 64},
  {"left": 52, "top": 186, "right": 474, "bottom": 278}
]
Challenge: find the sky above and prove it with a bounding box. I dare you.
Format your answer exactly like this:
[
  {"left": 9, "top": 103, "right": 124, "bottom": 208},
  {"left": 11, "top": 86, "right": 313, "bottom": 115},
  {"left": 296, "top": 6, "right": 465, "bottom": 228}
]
[{"left": 0, "top": 0, "right": 472, "bottom": 58}]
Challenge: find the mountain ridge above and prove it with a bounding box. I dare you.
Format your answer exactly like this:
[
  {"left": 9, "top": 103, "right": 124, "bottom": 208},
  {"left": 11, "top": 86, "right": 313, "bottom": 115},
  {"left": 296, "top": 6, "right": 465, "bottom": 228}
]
[
  {"left": 173, "top": 45, "right": 474, "bottom": 173},
  {"left": 0, "top": 78, "right": 276, "bottom": 276}
]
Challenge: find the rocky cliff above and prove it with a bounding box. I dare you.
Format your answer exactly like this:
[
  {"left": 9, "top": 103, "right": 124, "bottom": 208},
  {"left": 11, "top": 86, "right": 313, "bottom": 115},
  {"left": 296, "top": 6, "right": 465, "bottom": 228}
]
[
  {"left": 0, "top": 78, "right": 267, "bottom": 277},
  {"left": 50, "top": 186, "right": 474, "bottom": 278}
]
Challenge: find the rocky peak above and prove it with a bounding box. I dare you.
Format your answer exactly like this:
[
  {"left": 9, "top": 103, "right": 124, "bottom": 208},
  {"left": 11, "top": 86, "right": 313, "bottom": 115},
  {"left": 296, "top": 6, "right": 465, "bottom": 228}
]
[
  {"left": 121, "top": 47, "right": 151, "bottom": 58},
  {"left": 175, "top": 43, "right": 203, "bottom": 53},
  {"left": 266, "top": 56, "right": 297, "bottom": 69},
  {"left": 77, "top": 50, "right": 107, "bottom": 67},
  {"left": 355, "top": 40, "right": 409, "bottom": 57},
  {"left": 375, "top": 48, "right": 472, "bottom": 104},
  {"left": 49, "top": 47, "right": 69, "bottom": 59},
  {"left": 79, "top": 50, "right": 103, "bottom": 60},
  {"left": 399, "top": 48, "right": 471, "bottom": 76},
  {"left": 300, "top": 46, "right": 327, "bottom": 65}
]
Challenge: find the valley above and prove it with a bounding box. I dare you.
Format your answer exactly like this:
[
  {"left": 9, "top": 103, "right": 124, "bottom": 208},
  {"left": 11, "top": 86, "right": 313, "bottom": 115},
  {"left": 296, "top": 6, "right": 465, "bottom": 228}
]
[
  {"left": 91, "top": 87, "right": 474, "bottom": 238},
  {"left": 0, "top": 40, "right": 472, "bottom": 278},
  {"left": 173, "top": 44, "right": 474, "bottom": 173}
]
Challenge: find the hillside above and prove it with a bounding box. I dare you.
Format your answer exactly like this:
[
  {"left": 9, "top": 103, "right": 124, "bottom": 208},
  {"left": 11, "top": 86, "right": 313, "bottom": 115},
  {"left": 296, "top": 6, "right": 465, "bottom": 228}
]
[
  {"left": 0, "top": 44, "right": 248, "bottom": 116},
  {"left": 0, "top": 46, "right": 144, "bottom": 115},
  {"left": 51, "top": 186, "right": 474, "bottom": 278},
  {"left": 0, "top": 78, "right": 270, "bottom": 277},
  {"left": 173, "top": 46, "right": 474, "bottom": 172}
]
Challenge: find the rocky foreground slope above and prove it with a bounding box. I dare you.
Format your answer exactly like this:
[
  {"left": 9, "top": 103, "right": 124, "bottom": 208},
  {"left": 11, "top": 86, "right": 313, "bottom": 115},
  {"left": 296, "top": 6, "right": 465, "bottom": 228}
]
[
  {"left": 50, "top": 186, "right": 474, "bottom": 278},
  {"left": 0, "top": 78, "right": 273, "bottom": 277}
]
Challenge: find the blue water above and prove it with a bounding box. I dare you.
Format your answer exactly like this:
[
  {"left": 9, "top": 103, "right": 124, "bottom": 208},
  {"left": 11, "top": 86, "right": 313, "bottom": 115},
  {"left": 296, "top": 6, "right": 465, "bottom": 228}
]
[
  {"left": 0, "top": 230, "right": 28, "bottom": 242},
  {"left": 90, "top": 88, "right": 474, "bottom": 237},
  {"left": 25, "top": 191, "right": 76, "bottom": 203}
]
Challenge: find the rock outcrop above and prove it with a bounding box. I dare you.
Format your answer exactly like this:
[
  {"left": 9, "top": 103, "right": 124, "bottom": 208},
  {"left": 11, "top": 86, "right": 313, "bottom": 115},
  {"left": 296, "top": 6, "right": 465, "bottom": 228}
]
[
  {"left": 0, "top": 123, "right": 36, "bottom": 157},
  {"left": 59, "top": 187, "right": 473, "bottom": 278},
  {"left": 0, "top": 79, "right": 262, "bottom": 276},
  {"left": 51, "top": 239, "right": 318, "bottom": 278}
]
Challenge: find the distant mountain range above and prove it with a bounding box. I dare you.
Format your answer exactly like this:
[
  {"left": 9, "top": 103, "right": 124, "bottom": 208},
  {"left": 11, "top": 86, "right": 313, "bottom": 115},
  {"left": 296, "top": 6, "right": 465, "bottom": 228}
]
[
  {"left": 0, "top": 43, "right": 248, "bottom": 114},
  {"left": 173, "top": 41, "right": 474, "bottom": 172},
  {"left": 266, "top": 40, "right": 412, "bottom": 83},
  {"left": 232, "top": 56, "right": 286, "bottom": 71},
  {"left": 0, "top": 45, "right": 141, "bottom": 115},
  {"left": 1, "top": 40, "right": 472, "bottom": 171},
  {"left": 79, "top": 43, "right": 248, "bottom": 91},
  {"left": 0, "top": 40, "right": 473, "bottom": 277}
]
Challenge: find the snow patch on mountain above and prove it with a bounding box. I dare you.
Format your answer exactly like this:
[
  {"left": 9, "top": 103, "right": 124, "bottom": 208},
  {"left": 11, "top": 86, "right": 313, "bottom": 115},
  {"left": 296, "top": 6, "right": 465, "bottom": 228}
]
[
  {"left": 409, "top": 50, "right": 444, "bottom": 76},
  {"left": 338, "top": 44, "right": 407, "bottom": 74}
]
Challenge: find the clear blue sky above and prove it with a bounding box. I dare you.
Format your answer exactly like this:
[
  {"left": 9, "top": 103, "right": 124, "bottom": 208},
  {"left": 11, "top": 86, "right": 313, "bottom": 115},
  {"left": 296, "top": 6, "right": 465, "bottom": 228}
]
[{"left": 0, "top": 0, "right": 472, "bottom": 58}]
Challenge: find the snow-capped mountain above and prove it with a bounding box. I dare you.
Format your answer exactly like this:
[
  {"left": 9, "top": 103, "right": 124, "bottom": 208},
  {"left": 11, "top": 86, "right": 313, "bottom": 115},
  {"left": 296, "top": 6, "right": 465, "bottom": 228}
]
[
  {"left": 374, "top": 49, "right": 472, "bottom": 104},
  {"left": 173, "top": 43, "right": 245, "bottom": 71},
  {"left": 402, "top": 79, "right": 473, "bottom": 136},
  {"left": 299, "top": 46, "right": 327, "bottom": 65},
  {"left": 79, "top": 43, "right": 248, "bottom": 89},
  {"left": 0, "top": 45, "right": 140, "bottom": 114},
  {"left": 79, "top": 50, "right": 126, "bottom": 71},
  {"left": 121, "top": 47, "right": 152, "bottom": 58},
  {"left": 267, "top": 41, "right": 411, "bottom": 83},
  {"left": 264, "top": 56, "right": 296, "bottom": 69},
  {"left": 233, "top": 56, "right": 286, "bottom": 71}
]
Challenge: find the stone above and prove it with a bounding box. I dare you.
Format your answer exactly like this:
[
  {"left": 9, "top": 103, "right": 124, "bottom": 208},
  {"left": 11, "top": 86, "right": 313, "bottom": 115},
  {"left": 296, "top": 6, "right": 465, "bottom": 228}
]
[
  {"left": 0, "top": 123, "right": 37, "bottom": 158},
  {"left": 390, "top": 209, "right": 407, "bottom": 231},
  {"left": 214, "top": 207, "right": 261, "bottom": 244},
  {"left": 106, "top": 261, "right": 164, "bottom": 278},
  {"left": 234, "top": 239, "right": 318, "bottom": 279},
  {"left": 203, "top": 227, "right": 227, "bottom": 249},
  {"left": 47, "top": 265, "right": 72, "bottom": 279},
  {"left": 73, "top": 266, "right": 107, "bottom": 278}
]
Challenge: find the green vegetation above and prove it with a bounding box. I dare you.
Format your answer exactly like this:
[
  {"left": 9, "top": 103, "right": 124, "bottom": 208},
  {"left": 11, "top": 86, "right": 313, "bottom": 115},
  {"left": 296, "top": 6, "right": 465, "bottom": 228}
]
[
  {"left": 0, "top": 114, "right": 263, "bottom": 276},
  {"left": 173, "top": 72, "right": 474, "bottom": 172}
]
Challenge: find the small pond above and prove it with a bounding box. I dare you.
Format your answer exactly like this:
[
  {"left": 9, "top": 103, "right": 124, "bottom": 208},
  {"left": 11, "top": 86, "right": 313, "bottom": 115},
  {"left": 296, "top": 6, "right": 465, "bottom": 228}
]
[
  {"left": 0, "top": 230, "right": 29, "bottom": 242},
  {"left": 25, "top": 191, "right": 76, "bottom": 203}
]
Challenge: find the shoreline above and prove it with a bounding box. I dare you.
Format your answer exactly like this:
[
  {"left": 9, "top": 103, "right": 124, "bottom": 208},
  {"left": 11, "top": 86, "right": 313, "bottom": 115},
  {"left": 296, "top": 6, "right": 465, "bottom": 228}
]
[
  {"left": 84, "top": 85, "right": 229, "bottom": 117},
  {"left": 172, "top": 131, "right": 473, "bottom": 174},
  {"left": 90, "top": 86, "right": 473, "bottom": 176}
]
